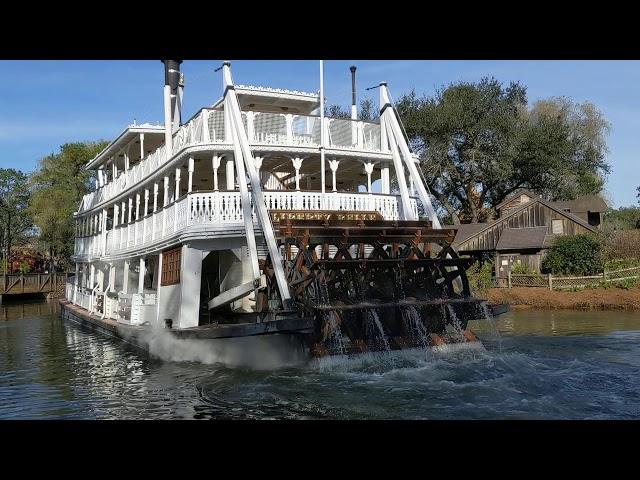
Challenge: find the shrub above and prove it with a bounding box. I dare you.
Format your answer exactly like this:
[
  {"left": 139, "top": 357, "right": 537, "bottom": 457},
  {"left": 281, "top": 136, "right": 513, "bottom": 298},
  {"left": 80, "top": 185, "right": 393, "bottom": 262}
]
[
  {"left": 511, "top": 262, "right": 534, "bottom": 274},
  {"left": 541, "top": 234, "right": 603, "bottom": 275},
  {"left": 603, "top": 230, "right": 640, "bottom": 262},
  {"left": 467, "top": 259, "right": 494, "bottom": 294}
]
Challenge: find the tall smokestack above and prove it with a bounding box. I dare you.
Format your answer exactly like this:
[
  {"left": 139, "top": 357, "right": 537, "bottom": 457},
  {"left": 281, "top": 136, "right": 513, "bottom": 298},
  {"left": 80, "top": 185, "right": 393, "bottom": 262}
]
[
  {"left": 161, "top": 60, "right": 183, "bottom": 153},
  {"left": 350, "top": 65, "right": 357, "bottom": 120}
]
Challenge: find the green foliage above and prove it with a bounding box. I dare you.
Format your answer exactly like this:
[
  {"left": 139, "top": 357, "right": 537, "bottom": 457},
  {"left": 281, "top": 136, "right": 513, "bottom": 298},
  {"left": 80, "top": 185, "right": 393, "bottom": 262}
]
[
  {"left": 615, "top": 278, "right": 638, "bottom": 290},
  {"left": 19, "top": 261, "right": 30, "bottom": 274},
  {"left": 604, "top": 257, "right": 640, "bottom": 270},
  {"left": 28, "top": 141, "right": 108, "bottom": 270},
  {"left": 325, "top": 98, "right": 378, "bottom": 122},
  {"left": 511, "top": 262, "right": 534, "bottom": 274},
  {"left": 602, "top": 229, "right": 640, "bottom": 263},
  {"left": 0, "top": 168, "right": 33, "bottom": 272},
  {"left": 396, "top": 78, "right": 611, "bottom": 224},
  {"left": 541, "top": 234, "right": 604, "bottom": 275},
  {"left": 602, "top": 206, "right": 640, "bottom": 231},
  {"left": 466, "top": 259, "right": 494, "bottom": 293}
]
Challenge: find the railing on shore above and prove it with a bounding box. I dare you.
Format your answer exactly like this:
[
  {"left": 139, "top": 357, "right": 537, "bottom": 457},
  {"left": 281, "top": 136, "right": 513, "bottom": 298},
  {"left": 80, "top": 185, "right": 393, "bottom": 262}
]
[
  {"left": 1, "top": 273, "right": 72, "bottom": 296},
  {"left": 80, "top": 109, "right": 384, "bottom": 213},
  {"left": 493, "top": 266, "right": 640, "bottom": 290},
  {"left": 74, "top": 190, "right": 419, "bottom": 258}
]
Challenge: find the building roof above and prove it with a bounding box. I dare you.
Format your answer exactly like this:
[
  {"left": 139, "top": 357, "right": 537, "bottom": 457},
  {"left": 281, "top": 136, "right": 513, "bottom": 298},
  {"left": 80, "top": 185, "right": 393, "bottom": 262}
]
[
  {"left": 451, "top": 196, "right": 597, "bottom": 250},
  {"left": 495, "top": 227, "right": 548, "bottom": 250},
  {"left": 494, "top": 188, "right": 539, "bottom": 210},
  {"left": 551, "top": 194, "right": 609, "bottom": 213},
  {"left": 85, "top": 125, "right": 165, "bottom": 170},
  {"left": 446, "top": 223, "right": 489, "bottom": 247}
]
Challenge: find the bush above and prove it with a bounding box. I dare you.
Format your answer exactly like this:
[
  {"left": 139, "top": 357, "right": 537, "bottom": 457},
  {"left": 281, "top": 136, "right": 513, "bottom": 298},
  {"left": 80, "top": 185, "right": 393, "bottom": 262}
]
[
  {"left": 467, "top": 259, "right": 494, "bottom": 294},
  {"left": 541, "top": 234, "right": 603, "bottom": 275},
  {"left": 511, "top": 262, "right": 534, "bottom": 274},
  {"left": 603, "top": 230, "right": 640, "bottom": 262}
]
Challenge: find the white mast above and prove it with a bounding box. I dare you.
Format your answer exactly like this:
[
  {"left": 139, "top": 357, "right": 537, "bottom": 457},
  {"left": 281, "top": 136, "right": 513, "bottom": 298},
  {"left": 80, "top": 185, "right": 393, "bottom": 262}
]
[{"left": 319, "top": 60, "right": 326, "bottom": 195}]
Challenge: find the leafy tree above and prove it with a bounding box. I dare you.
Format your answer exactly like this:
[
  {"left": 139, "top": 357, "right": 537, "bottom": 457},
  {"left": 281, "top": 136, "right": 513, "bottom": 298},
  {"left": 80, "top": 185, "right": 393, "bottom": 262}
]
[
  {"left": 603, "top": 206, "right": 640, "bottom": 231},
  {"left": 28, "top": 141, "right": 107, "bottom": 271},
  {"left": 0, "top": 169, "right": 33, "bottom": 273},
  {"left": 541, "top": 234, "right": 604, "bottom": 275},
  {"left": 396, "top": 77, "right": 611, "bottom": 224},
  {"left": 325, "top": 97, "right": 378, "bottom": 121}
]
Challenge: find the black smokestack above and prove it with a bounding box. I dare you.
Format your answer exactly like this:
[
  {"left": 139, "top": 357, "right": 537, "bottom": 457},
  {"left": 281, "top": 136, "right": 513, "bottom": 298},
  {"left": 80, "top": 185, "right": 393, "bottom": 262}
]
[
  {"left": 350, "top": 65, "right": 357, "bottom": 108},
  {"left": 162, "top": 60, "right": 182, "bottom": 127}
]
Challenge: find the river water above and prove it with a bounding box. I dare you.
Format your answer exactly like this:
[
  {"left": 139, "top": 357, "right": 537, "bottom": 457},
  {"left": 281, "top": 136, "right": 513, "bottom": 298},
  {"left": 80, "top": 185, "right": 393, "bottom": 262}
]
[{"left": 1, "top": 298, "right": 640, "bottom": 419}]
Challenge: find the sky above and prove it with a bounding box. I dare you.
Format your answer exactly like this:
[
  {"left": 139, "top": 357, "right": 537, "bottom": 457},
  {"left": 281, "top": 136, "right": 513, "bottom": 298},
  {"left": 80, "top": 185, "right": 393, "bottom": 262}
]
[{"left": 0, "top": 60, "right": 638, "bottom": 207}]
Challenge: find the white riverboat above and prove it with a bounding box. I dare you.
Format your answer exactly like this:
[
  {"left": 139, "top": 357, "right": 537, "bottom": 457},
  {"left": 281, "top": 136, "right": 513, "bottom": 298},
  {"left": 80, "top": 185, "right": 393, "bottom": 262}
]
[{"left": 62, "top": 60, "right": 491, "bottom": 357}]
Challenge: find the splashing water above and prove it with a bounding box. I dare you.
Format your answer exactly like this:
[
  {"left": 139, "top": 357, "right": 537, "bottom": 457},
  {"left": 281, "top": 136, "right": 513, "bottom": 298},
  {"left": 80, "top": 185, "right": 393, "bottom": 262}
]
[
  {"left": 324, "top": 311, "right": 345, "bottom": 355},
  {"left": 402, "top": 305, "right": 429, "bottom": 348},
  {"left": 478, "top": 301, "right": 502, "bottom": 351},
  {"left": 364, "top": 309, "right": 390, "bottom": 352},
  {"left": 445, "top": 304, "right": 466, "bottom": 342}
]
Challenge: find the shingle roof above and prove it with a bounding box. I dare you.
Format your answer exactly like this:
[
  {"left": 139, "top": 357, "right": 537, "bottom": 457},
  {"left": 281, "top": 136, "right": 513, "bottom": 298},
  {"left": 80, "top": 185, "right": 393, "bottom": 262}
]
[
  {"left": 495, "top": 227, "right": 548, "bottom": 250},
  {"left": 551, "top": 195, "right": 608, "bottom": 213},
  {"left": 494, "top": 188, "right": 539, "bottom": 210},
  {"left": 445, "top": 223, "right": 488, "bottom": 246}
]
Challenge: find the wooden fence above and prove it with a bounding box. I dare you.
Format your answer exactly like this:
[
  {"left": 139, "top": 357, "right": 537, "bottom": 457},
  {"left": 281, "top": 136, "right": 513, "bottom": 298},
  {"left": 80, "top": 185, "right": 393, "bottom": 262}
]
[
  {"left": 0, "top": 273, "right": 72, "bottom": 296},
  {"left": 494, "top": 266, "right": 640, "bottom": 290}
]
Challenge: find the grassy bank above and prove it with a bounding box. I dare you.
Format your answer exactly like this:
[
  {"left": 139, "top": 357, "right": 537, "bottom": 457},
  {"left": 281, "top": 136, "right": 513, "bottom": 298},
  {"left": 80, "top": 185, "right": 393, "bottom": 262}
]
[{"left": 485, "top": 285, "right": 640, "bottom": 310}]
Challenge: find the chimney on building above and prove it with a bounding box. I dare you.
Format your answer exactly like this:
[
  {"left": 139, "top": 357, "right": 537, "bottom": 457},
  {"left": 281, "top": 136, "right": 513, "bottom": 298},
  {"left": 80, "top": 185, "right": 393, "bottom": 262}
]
[{"left": 350, "top": 65, "right": 357, "bottom": 120}]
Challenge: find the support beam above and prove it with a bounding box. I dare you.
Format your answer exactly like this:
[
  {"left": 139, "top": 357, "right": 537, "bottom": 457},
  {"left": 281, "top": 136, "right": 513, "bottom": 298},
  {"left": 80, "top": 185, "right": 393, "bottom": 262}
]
[
  {"left": 188, "top": 156, "right": 194, "bottom": 192},
  {"left": 208, "top": 275, "right": 266, "bottom": 310},
  {"left": 328, "top": 159, "right": 340, "bottom": 192},
  {"left": 212, "top": 154, "right": 221, "bottom": 191},
  {"left": 222, "top": 62, "right": 291, "bottom": 303}
]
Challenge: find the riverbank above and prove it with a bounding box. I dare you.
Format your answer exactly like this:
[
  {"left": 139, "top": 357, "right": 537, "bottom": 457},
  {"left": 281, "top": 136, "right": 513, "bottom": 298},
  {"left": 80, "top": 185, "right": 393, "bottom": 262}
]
[{"left": 486, "top": 286, "right": 640, "bottom": 310}]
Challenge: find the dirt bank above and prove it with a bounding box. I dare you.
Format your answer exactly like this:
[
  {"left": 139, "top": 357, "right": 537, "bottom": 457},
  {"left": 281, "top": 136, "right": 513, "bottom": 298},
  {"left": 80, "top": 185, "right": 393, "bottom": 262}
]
[{"left": 486, "top": 286, "right": 640, "bottom": 310}]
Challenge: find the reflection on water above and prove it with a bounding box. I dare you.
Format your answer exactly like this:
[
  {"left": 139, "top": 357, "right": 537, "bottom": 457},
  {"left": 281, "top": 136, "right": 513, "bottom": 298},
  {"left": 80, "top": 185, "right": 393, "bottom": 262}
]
[{"left": 1, "top": 299, "right": 640, "bottom": 419}]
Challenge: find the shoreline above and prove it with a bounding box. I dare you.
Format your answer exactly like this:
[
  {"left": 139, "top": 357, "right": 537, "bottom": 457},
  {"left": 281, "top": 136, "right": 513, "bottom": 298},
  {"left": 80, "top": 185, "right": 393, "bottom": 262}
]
[{"left": 485, "top": 286, "right": 640, "bottom": 311}]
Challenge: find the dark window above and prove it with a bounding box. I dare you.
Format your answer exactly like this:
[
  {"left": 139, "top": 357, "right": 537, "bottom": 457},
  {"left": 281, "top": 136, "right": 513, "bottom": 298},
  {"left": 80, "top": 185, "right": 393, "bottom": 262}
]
[
  {"left": 587, "top": 211, "right": 601, "bottom": 227},
  {"left": 161, "top": 247, "right": 181, "bottom": 285}
]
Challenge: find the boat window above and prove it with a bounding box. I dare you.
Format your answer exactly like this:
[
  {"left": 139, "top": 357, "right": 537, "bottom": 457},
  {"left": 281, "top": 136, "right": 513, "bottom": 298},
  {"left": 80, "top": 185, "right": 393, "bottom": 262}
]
[{"left": 161, "top": 247, "right": 181, "bottom": 285}]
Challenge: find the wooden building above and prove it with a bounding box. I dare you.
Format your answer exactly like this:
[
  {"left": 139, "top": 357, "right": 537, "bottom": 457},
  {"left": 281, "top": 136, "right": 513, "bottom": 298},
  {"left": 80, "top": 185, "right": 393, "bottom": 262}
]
[{"left": 449, "top": 196, "right": 597, "bottom": 276}]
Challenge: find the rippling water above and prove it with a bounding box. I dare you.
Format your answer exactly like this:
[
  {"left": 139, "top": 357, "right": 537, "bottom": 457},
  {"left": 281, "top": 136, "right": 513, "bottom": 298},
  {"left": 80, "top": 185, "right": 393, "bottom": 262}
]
[{"left": 1, "top": 299, "right": 640, "bottom": 419}]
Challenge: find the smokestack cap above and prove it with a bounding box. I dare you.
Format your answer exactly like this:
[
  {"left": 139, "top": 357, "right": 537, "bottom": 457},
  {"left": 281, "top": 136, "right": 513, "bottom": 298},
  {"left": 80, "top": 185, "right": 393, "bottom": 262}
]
[{"left": 350, "top": 65, "right": 357, "bottom": 72}]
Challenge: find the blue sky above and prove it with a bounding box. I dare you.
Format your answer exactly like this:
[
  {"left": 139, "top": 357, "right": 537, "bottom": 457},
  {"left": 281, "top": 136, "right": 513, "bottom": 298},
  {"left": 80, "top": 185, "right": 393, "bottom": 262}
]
[{"left": 1, "top": 60, "right": 638, "bottom": 207}]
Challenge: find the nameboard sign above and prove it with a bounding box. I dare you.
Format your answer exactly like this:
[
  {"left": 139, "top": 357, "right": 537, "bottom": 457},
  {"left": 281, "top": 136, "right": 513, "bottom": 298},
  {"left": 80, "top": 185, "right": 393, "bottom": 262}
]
[{"left": 270, "top": 210, "right": 383, "bottom": 223}]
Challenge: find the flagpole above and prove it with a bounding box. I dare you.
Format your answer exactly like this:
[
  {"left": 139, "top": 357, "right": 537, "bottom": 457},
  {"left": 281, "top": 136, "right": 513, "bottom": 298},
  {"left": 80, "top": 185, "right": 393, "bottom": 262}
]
[{"left": 319, "top": 60, "right": 326, "bottom": 195}]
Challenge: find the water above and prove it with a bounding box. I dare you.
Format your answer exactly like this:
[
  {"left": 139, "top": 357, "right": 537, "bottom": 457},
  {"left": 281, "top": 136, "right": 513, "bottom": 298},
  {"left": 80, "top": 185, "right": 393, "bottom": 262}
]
[{"left": 2, "top": 298, "right": 640, "bottom": 419}]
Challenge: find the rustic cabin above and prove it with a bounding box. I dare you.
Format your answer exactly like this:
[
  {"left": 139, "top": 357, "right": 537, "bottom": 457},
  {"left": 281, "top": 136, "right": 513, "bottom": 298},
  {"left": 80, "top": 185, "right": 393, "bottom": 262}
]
[{"left": 448, "top": 197, "right": 597, "bottom": 276}]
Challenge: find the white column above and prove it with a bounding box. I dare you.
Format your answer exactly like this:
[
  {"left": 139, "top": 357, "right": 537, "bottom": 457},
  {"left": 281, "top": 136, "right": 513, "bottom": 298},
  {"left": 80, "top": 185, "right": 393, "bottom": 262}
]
[
  {"left": 112, "top": 158, "right": 117, "bottom": 179},
  {"left": 410, "top": 176, "right": 415, "bottom": 196},
  {"left": 123, "top": 260, "right": 129, "bottom": 294},
  {"left": 212, "top": 154, "right": 221, "bottom": 191},
  {"left": 285, "top": 114, "right": 293, "bottom": 143},
  {"left": 74, "top": 263, "right": 79, "bottom": 303},
  {"left": 226, "top": 157, "right": 235, "bottom": 190},
  {"left": 178, "top": 245, "right": 202, "bottom": 329},
  {"left": 124, "top": 149, "right": 130, "bottom": 171},
  {"left": 364, "top": 161, "right": 375, "bottom": 193},
  {"left": 188, "top": 156, "right": 195, "bottom": 193},
  {"left": 246, "top": 111, "right": 255, "bottom": 142},
  {"left": 163, "top": 176, "right": 170, "bottom": 207},
  {"left": 202, "top": 109, "right": 210, "bottom": 142},
  {"left": 144, "top": 189, "right": 150, "bottom": 216},
  {"left": 292, "top": 157, "right": 304, "bottom": 191},
  {"left": 135, "top": 193, "right": 141, "bottom": 220},
  {"left": 138, "top": 257, "right": 145, "bottom": 294},
  {"left": 128, "top": 198, "right": 133, "bottom": 224},
  {"left": 175, "top": 167, "right": 181, "bottom": 201},
  {"left": 139, "top": 133, "right": 145, "bottom": 159},
  {"left": 114, "top": 204, "right": 119, "bottom": 228},
  {"left": 381, "top": 163, "right": 390, "bottom": 194},
  {"left": 328, "top": 159, "right": 340, "bottom": 192},
  {"left": 121, "top": 201, "right": 126, "bottom": 224},
  {"left": 153, "top": 183, "right": 159, "bottom": 212}
]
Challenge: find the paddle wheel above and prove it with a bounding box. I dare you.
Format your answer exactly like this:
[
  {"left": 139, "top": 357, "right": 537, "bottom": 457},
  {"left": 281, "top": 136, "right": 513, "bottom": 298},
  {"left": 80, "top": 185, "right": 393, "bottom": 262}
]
[{"left": 258, "top": 211, "right": 484, "bottom": 357}]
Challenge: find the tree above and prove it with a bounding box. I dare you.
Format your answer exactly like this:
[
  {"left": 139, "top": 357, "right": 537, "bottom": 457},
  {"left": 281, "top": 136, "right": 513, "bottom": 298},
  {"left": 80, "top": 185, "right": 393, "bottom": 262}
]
[
  {"left": 325, "top": 97, "right": 378, "bottom": 121},
  {"left": 28, "top": 141, "right": 107, "bottom": 271},
  {"left": 0, "top": 169, "right": 33, "bottom": 273},
  {"left": 396, "top": 77, "right": 611, "bottom": 224},
  {"left": 541, "top": 234, "right": 604, "bottom": 276}
]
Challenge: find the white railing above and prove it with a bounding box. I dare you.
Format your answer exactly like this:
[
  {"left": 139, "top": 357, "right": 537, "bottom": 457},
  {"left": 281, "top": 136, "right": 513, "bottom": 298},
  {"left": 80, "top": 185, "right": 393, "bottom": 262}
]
[
  {"left": 80, "top": 109, "right": 384, "bottom": 215},
  {"left": 75, "top": 191, "right": 418, "bottom": 258}
]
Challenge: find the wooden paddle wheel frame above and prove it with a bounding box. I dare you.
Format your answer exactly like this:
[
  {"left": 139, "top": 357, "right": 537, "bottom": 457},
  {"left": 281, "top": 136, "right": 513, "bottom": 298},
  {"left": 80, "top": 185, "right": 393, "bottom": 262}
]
[{"left": 257, "top": 211, "right": 484, "bottom": 355}]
